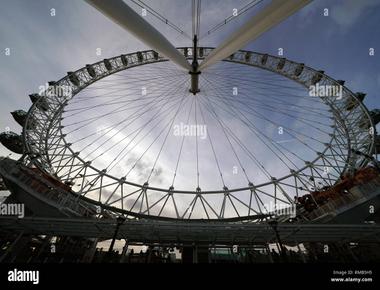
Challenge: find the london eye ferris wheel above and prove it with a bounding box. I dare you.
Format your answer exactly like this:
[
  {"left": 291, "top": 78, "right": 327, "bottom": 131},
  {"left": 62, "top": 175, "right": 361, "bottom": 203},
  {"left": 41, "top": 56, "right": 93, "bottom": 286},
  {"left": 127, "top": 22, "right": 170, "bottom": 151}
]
[{"left": 2, "top": 0, "right": 378, "bottom": 221}]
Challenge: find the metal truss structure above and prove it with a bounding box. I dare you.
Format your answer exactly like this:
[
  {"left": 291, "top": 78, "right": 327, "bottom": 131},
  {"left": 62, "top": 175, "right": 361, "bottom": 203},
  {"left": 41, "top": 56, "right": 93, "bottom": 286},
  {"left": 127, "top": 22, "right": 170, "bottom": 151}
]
[
  {"left": 1, "top": 216, "right": 380, "bottom": 245},
  {"left": 2, "top": 1, "right": 380, "bottom": 266},
  {"left": 20, "top": 47, "right": 376, "bottom": 221}
]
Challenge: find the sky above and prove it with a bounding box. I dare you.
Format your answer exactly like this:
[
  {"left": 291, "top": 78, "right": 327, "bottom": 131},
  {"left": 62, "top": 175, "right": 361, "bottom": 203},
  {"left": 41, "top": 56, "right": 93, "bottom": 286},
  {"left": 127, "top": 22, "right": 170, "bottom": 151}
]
[{"left": 0, "top": 0, "right": 380, "bottom": 220}]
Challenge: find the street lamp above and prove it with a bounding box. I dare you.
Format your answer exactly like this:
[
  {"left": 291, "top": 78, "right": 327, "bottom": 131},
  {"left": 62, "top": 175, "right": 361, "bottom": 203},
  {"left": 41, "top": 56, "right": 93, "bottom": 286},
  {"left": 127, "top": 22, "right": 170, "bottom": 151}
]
[
  {"left": 268, "top": 219, "right": 288, "bottom": 262},
  {"left": 108, "top": 216, "right": 126, "bottom": 253}
]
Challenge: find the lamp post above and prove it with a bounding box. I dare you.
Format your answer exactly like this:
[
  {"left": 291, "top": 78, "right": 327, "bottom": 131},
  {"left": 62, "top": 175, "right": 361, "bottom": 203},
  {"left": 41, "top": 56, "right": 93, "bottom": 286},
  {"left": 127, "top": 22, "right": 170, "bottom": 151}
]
[
  {"left": 108, "top": 216, "right": 126, "bottom": 254},
  {"left": 268, "top": 219, "right": 288, "bottom": 263}
]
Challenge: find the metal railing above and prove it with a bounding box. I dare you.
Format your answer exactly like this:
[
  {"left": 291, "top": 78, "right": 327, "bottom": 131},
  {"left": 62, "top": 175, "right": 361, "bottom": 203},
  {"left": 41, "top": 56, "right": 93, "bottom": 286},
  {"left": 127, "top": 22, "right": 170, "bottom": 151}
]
[
  {"left": 0, "top": 159, "right": 95, "bottom": 217},
  {"left": 306, "top": 176, "right": 380, "bottom": 221}
]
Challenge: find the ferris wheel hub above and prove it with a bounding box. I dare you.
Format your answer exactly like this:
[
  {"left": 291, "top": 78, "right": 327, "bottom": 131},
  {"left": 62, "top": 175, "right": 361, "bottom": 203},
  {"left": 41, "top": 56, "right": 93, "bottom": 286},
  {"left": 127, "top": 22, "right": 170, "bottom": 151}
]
[
  {"left": 189, "top": 35, "right": 201, "bottom": 95},
  {"left": 189, "top": 70, "right": 201, "bottom": 95}
]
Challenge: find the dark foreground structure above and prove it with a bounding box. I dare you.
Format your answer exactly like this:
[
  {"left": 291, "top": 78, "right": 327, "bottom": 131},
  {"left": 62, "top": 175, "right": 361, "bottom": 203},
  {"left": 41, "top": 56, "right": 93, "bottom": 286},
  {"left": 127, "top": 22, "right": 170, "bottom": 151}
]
[
  {"left": 1, "top": 218, "right": 380, "bottom": 263},
  {"left": 0, "top": 157, "right": 380, "bottom": 263}
]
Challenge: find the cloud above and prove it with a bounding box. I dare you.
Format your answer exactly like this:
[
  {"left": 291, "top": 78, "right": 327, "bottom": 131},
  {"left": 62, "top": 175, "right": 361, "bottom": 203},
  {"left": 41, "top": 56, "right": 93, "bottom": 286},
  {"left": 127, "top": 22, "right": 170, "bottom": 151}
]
[{"left": 330, "top": 0, "right": 380, "bottom": 28}]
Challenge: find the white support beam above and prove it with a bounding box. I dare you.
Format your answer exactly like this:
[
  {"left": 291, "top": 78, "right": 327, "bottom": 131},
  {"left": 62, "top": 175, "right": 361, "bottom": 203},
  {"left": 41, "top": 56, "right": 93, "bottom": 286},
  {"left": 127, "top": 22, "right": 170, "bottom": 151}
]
[
  {"left": 84, "top": 0, "right": 191, "bottom": 71},
  {"left": 199, "top": 0, "right": 312, "bottom": 70}
]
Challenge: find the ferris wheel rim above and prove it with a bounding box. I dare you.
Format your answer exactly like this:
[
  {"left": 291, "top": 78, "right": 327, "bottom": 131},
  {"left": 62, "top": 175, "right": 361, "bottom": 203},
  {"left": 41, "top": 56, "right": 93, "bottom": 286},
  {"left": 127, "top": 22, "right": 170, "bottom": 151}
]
[{"left": 21, "top": 47, "right": 376, "bottom": 220}]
